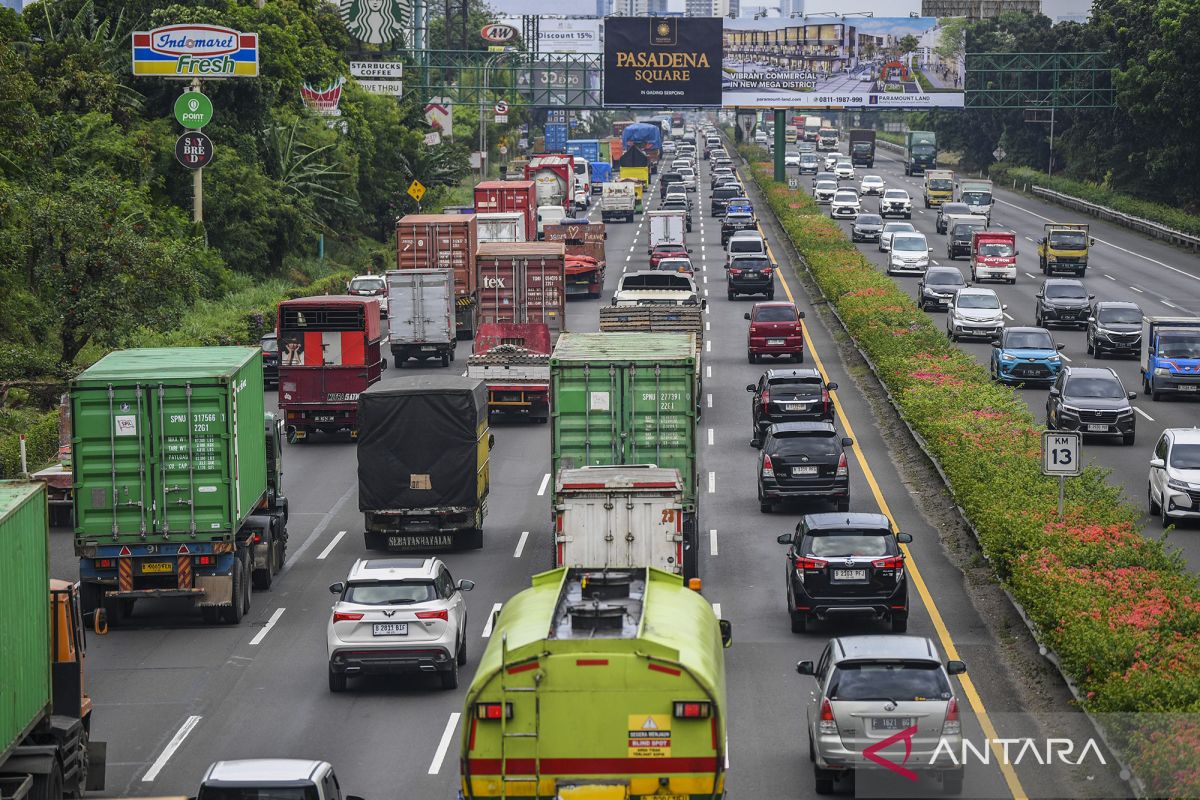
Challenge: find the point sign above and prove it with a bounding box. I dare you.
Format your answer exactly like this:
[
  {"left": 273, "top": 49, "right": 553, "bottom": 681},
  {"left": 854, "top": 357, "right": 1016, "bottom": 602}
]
[{"left": 174, "top": 91, "right": 213, "bottom": 130}]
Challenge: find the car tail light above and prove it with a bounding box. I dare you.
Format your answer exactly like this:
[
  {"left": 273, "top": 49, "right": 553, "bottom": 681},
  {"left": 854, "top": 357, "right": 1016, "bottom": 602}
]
[
  {"left": 252, "top": 532, "right": 262, "bottom": 544},
  {"left": 795, "top": 557, "right": 827, "bottom": 570},
  {"left": 196, "top": 555, "right": 215, "bottom": 566},
  {"left": 821, "top": 387, "right": 831, "bottom": 411},
  {"left": 763, "top": 268, "right": 773, "bottom": 276},
  {"left": 416, "top": 609, "right": 449, "bottom": 622},
  {"left": 673, "top": 701, "right": 712, "bottom": 719},
  {"left": 872, "top": 556, "right": 904, "bottom": 569},
  {"left": 836, "top": 452, "right": 849, "bottom": 478},
  {"left": 728, "top": 268, "right": 742, "bottom": 276},
  {"left": 942, "top": 697, "right": 960, "bottom": 736},
  {"left": 94, "top": 558, "right": 115, "bottom": 569},
  {"left": 333, "top": 612, "right": 364, "bottom": 623},
  {"left": 818, "top": 698, "right": 839, "bottom": 736},
  {"left": 475, "top": 702, "right": 513, "bottom": 720},
  {"left": 761, "top": 387, "right": 770, "bottom": 414},
  {"left": 761, "top": 454, "right": 775, "bottom": 478}
]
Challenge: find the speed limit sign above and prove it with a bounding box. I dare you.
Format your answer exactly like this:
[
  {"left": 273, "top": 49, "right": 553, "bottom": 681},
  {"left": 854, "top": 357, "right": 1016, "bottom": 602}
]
[{"left": 1042, "top": 431, "right": 1081, "bottom": 476}]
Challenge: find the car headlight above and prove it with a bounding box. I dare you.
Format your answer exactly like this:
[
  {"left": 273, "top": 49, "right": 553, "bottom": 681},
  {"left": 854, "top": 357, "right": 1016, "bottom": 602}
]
[
  {"left": 1155, "top": 367, "right": 1171, "bottom": 376},
  {"left": 1047, "top": 255, "right": 1058, "bottom": 262},
  {"left": 1059, "top": 405, "right": 1081, "bottom": 415},
  {"left": 1167, "top": 478, "right": 1194, "bottom": 492},
  {"left": 1048, "top": 354, "right": 1061, "bottom": 362},
  {"left": 1001, "top": 353, "right": 1016, "bottom": 361}
]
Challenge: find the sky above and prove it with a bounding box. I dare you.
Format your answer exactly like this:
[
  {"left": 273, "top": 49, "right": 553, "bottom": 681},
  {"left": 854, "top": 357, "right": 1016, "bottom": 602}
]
[{"left": 488, "top": 0, "right": 1092, "bottom": 19}]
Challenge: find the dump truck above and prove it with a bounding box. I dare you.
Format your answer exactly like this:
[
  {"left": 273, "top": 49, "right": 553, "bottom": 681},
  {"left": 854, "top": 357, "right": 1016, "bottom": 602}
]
[
  {"left": 0, "top": 482, "right": 106, "bottom": 800},
  {"left": 459, "top": 566, "right": 730, "bottom": 800},
  {"left": 550, "top": 333, "right": 700, "bottom": 579},
  {"left": 1140, "top": 317, "right": 1200, "bottom": 400},
  {"left": 848, "top": 129, "right": 875, "bottom": 167},
  {"left": 71, "top": 348, "right": 289, "bottom": 624},
  {"left": 467, "top": 324, "right": 552, "bottom": 423},
  {"left": 542, "top": 223, "right": 607, "bottom": 299},
  {"left": 357, "top": 376, "right": 491, "bottom": 550},
  {"left": 386, "top": 268, "right": 457, "bottom": 367},
  {"left": 1038, "top": 223, "right": 1093, "bottom": 276},
  {"left": 396, "top": 214, "right": 480, "bottom": 338},
  {"left": 923, "top": 169, "right": 955, "bottom": 208},
  {"left": 904, "top": 131, "right": 937, "bottom": 176}
]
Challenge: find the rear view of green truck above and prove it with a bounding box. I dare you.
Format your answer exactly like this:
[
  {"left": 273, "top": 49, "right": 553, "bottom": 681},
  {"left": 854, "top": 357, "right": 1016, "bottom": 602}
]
[{"left": 72, "top": 348, "right": 287, "bottom": 625}]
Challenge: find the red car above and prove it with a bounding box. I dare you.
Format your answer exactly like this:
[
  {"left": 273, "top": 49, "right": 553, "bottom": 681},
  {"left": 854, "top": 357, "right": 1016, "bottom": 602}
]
[
  {"left": 648, "top": 243, "right": 691, "bottom": 268},
  {"left": 746, "top": 301, "right": 805, "bottom": 363}
]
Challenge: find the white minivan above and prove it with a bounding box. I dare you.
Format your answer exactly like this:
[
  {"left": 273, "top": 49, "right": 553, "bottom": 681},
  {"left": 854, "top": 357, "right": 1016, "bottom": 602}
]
[{"left": 536, "top": 205, "right": 567, "bottom": 239}]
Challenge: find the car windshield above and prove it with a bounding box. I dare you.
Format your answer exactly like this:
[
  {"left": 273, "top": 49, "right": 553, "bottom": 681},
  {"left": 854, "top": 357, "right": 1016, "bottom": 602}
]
[
  {"left": 828, "top": 662, "right": 952, "bottom": 702},
  {"left": 926, "top": 271, "right": 964, "bottom": 286},
  {"left": 756, "top": 306, "right": 797, "bottom": 322},
  {"left": 863, "top": 177, "right": 883, "bottom": 184},
  {"left": 952, "top": 223, "right": 984, "bottom": 237},
  {"left": 1170, "top": 444, "right": 1200, "bottom": 469},
  {"left": 771, "top": 433, "right": 838, "bottom": 457},
  {"left": 958, "top": 294, "right": 1000, "bottom": 310},
  {"left": 805, "top": 531, "right": 893, "bottom": 558},
  {"left": 1065, "top": 376, "right": 1125, "bottom": 398},
  {"left": 344, "top": 580, "right": 436, "bottom": 605},
  {"left": 802, "top": 155, "right": 817, "bottom": 163},
  {"left": 928, "top": 179, "right": 953, "bottom": 191},
  {"left": 1097, "top": 307, "right": 1142, "bottom": 325},
  {"left": 962, "top": 191, "right": 991, "bottom": 204},
  {"left": 260, "top": 337, "right": 278, "bottom": 353},
  {"left": 834, "top": 193, "right": 858, "bottom": 202},
  {"left": 198, "top": 787, "right": 320, "bottom": 800},
  {"left": 979, "top": 242, "right": 1014, "bottom": 257},
  {"left": 1006, "top": 331, "right": 1054, "bottom": 349},
  {"left": 1050, "top": 232, "right": 1087, "bottom": 249},
  {"left": 1157, "top": 334, "right": 1200, "bottom": 359},
  {"left": 349, "top": 278, "right": 383, "bottom": 293},
  {"left": 892, "top": 237, "right": 926, "bottom": 252},
  {"left": 1045, "top": 283, "right": 1087, "bottom": 299},
  {"left": 883, "top": 191, "right": 908, "bottom": 199},
  {"left": 816, "top": 182, "right": 838, "bottom": 191},
  {"left": 856, "top": 215, "right": 882, "bottom": 225}
]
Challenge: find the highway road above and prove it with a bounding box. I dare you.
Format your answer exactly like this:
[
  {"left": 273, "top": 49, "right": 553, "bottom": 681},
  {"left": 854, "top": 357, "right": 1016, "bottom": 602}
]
[
  {"left": 804, "top": 140, "right": 1200, "bottom": 573},
  {"left": 46, "top": 132, "right": 1119, "bottom": 800}
]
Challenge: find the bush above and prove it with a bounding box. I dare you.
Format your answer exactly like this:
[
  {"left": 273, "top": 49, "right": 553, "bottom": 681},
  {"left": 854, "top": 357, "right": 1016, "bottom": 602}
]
[
  {"left": 0, "top": 409, "right": 59, "bottom": 479},
  {"left": 741, "top": 151, "right": 1200, "bottom": 793}
]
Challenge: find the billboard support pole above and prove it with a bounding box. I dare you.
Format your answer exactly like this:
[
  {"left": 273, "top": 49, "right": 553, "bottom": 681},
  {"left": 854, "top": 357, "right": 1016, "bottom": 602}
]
[
  {"left": 190, "top": 78, "right": 204, "bottom": 226},
  {"left": 773, "top": 109, "right": 786, "bottom": 183}
]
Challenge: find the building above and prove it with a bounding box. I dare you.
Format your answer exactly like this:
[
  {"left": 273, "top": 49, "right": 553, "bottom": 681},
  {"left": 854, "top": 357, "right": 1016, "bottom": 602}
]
[
  {"left": 920, "top": 0, "right": 1041, "bottom": 17},
  {"left": 724, "top": 21, "right": 859, "bottom": 74},
  {"left": 596, "top": 0, "right": 611, "bottom": 15},
  {"left": 613, "top": 0, "right": 668, "bottom": 13},
  {"left": 687, "top": 0, "right": 736, "bottom": 15}
]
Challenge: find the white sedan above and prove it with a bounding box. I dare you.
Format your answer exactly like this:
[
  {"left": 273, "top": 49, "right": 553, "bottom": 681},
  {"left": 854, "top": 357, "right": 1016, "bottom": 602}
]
[{"left": 784, "top": 151, "right": 802, "bottom": 167}]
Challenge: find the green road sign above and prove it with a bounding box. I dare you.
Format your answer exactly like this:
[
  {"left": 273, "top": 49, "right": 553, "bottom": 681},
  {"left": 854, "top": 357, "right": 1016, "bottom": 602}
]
[{"left": 174, "top": 91, "right": 213, "bottom": 129}]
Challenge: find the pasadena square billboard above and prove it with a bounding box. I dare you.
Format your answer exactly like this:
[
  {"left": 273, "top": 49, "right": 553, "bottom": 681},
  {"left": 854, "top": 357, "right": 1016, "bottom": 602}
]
[
  {"left": 721, "top": 16, "right": 965, "bottom": 109},
  {"left": 603, "top": 17, "right": 723, "bottom": 108}
]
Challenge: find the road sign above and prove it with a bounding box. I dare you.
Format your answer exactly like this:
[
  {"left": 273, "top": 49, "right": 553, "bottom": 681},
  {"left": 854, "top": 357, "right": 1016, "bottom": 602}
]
[
  {"left": 787, "top": 177, "right": 798, "bottom": 190},
  {"left": 495, "top": 114, "right": 508, "bottom": 123},
  {"left": 993, "top": 147, "right": 1007, "bottom": 161},
  {"left": 175, "top": 131, "right": 214, "bottom": 169},
  {"left": 498, "top": 145, "right": 508, "bottom": 156},
  {"left": 174, "top": 91, "right": 213, "bottom": 129},
  {"left": 357, "top": 80, "right": 403, "bottom": 96},
  {"left": 350, "top": 61, "right": 402, "bottom": 79},
  {"left": 494, "top": 100, "right": 509, "bottom": 115},
  {"left": 1042, "top": 431, "right": 1081, "bottom": 476},
  {"left": 424, "top": 132, "right": 441, "bottom": 146},
  {"left": 407, "top": 180, "right": 426, "bottom": 202}
]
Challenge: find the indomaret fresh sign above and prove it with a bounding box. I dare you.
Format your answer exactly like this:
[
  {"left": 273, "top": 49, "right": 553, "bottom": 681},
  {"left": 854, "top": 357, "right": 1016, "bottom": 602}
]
[{"left": 132, "top": 24, "right": 260, "bottom": 77}]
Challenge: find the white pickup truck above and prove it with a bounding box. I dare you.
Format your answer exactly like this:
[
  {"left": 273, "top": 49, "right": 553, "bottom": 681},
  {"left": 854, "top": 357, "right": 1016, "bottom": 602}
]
[
  {"left": 600, "top": 181, "right": 636, "bottom": 223},
  {"left": 197, "top": 760, "right": 364, "bottom": 800},
  {"left": 611, "top": 271, "right": 704, "bottom": 308}
]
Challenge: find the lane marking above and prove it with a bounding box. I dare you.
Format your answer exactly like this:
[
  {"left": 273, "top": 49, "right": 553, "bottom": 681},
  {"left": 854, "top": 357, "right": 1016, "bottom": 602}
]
[
  {"left": 707, "top": 471, "right": 715, "bottom": 493},
  {"left": 706, "top": 365, "right": 712, "bottom": 379},
  {"left": 1059, "top": 352, "right": 1072, "bottom": 362},
  {"left": 709, "top": 529, "right": 718, "bottom": 556},
  {"left": 1024, "top": 272, "right": 1039, "bottom": 280},
  {"left": 1130, "top": 286, "right": 1144, "bottom": 293},
  {"left": 768, "top": 235, "right": 1031, "bottom": 800},
  {"left": 707, "top": 393, "right": 713, "bottom": 408},
  {"left": 514, "top": 530, "right": 530, "bottom": 558},
  {"left": 1104, "top": 274, "right": 1116, "bottom": 281},
  {"left": 705, "top": 339, "right": 712, "bottom": 352},
  {"left": 316, "top": 530, "right": 347, "bottom": 560},
  {"left": 482, "top": 602, "right": 503, "bottom": 637},
  {"left": 427, "top": 713, "right": 461, "bottom": 775},
  {"left": 1003, "top": 312, "right": 1014, "bottom": 321},
  {"left": 1162, "top": 300, "right": 1179, "bottom": 309},
  {"left": 706, "top": 320, "right": 711, "bottom": 331},
  {"left": 711, "top": 602, "right": 722, "bottom": 618},
  {"left": 283, "top": 482, "right": 355, "bottom": 570},
  {"left": 707, "top": 428, "right": 714, "bottom": 446},
  {"left": 1134, "top": 406, "right": 1155, "bottom": 422},
  {"left": 536, "top": 473, "right": 550, "bottom": 496},
  {"left": 142, "top": 715, "right": 202, "bottom": 782},
  {"left": 249, "top": 607, "right": 286, "bottom": 646}
]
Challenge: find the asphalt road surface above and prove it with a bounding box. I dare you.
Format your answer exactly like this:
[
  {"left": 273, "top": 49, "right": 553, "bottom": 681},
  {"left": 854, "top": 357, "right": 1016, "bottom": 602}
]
[{"left": 46, "top": 134, "right": 1132, "bottom": 800}]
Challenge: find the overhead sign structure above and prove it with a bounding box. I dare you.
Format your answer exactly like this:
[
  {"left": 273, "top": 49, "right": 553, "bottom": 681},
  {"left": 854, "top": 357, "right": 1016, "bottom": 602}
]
[
  {"left": 132, "top": 25, "right": 259, "bottom": 78},
  {"left": 174, "top": 91, "right": 213, "bottom": 129},
  {"left": 350, "top": 61, "right": 403, "bottom": 79},
  {"left": 720, "top": 16, "right": 965, "bottom": 109},
  {"left": 407, "top": 180, "right": 426, "bottom": 202},
  {"left": 175, "top": 131, "right": 214, "bottom": 169},
  {"left": 603, "top": 17, "right": 723, "bottom": 108},
  {"left": 1042, "top": 431, "right": 1082, "bottom": 477}
]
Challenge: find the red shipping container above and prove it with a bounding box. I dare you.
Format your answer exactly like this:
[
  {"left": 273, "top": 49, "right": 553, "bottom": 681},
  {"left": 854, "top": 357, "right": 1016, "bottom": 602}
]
[
  {"left": 395, "top": 214, "right": 479, "bottom": 299},
  {"left": 476, "top": 242, "right": 567, "bottom": 344},
  {"left": 473, "top": 181, "right": 536, "bottom": 241}
]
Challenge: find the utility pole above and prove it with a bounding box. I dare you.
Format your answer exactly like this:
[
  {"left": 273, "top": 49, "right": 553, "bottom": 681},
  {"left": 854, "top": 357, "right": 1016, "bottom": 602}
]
[
  {"left": 1047, "top": 106, "right": 1056, "bottom": 177},
  {"left": 191, "top": 78, "right": 204, "bottom": 225}
]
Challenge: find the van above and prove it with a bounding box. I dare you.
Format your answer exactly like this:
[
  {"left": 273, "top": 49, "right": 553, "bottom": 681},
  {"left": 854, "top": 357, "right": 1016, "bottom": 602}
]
[
  {"left": 945, "top": 214, "right": 988, "bottom": 260},
  {"left": 536, "top": 205, "right": 567, "bottom": 240},
  {"left": 746, "top": 302, "right": 805, "bottom": 363},
  {"left": 727, "top": 230, "right": 767, "bottom": 260}
]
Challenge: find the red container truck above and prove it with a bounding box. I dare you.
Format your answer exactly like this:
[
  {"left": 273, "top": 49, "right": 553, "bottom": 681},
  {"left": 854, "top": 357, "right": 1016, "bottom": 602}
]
[
  {"left": 396, "top": 213, "right": 479, "bottom": 338},
  {"left": 524, "top": 155, "right": 575, "bottom": 213},
  {"left": 466, "top": 323, "right": 553, "bottom": 422},
  {"left": 543, "top": 222, "right": 607, "bottom": 299},
  {"left": 277, "top": 295, "right": 384, "bottom": 441},
  {"left": 476, "top": 242, "right": 567, "bottom": 343},
  {"left": 472, "top": 181, "right": 536, "bottom": 242}
]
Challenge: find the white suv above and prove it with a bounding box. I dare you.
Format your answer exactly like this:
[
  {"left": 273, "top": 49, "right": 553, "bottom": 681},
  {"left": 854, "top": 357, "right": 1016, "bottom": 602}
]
[
  {"left": 947, "top": 287, "right": 1006, "bottom": 341},
  {"left": 880, "top": 189, "right": 913, "bottom": 219},
  {"left": 833, "top": 158, "right": 855, "bottom": 180},
  {"left": 829, "top": 190, "right": 861, "bottom": 219},
  {"left": 327, "top": 557, "right": 475, "bottom": 692},
  {"left": 347, "top": 275, "right": 387, "bottom": 318},
  {"left": 1149, "top": 428, "right": 1200, "bottom": 526},
  {"left": 888, "top": 232, "right": 930, "bottom": 275}
]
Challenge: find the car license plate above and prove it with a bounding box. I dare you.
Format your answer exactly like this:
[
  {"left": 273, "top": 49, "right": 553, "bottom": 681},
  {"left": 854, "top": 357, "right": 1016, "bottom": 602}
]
[
  {"left": 372, "top": 623, "right": 408, "bottom": 636},
  {"left": 833, "top": 569, "right": 867, "bottom": 581},
  {"left": 792, "top": 466, "right": 819, "bottom": 475},
  {"left": 313, "top": 415, "right": 335, "bottom": 423},
  {"left": 141, "top": 561, "right": 173, "bottom": 574},
  {"left": 421, "top": 346, "right": 437, "bottom": 351},
  {"left": 872, "top": 717, "right": 915, "bottom": 731},
  {"left": 1087, "top": 424, "right": 1109, "bottom": 432},
  {"left": 1180, "top": 385, "right": 1199, "bottom": 392},
  {"left": 767, "top": 338, "right": 785, "bottom": 346},
  {"left": 783, "top": 402, "right": 809, "bottom": 412}
]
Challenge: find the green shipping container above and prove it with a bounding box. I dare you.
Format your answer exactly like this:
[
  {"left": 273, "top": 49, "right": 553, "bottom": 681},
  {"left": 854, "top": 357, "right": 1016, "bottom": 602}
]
[
  {"left": 71, "top": 348, "right": 266, "bottom": 545},
  {"left": 0, "top": 482, "right": 51, "bottom": 763},
  {"left": 550, "top": 332, "right": 698, "bottom": 535}
]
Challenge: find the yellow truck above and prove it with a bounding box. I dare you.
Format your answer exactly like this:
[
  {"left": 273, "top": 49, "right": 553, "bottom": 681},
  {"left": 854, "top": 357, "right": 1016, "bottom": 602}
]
[
  {"left": 923, "top": 169, "right": 954, "bottom": 208},
  {"left": 1037, "top": 223, "right": 1095, "bottom": 276}
]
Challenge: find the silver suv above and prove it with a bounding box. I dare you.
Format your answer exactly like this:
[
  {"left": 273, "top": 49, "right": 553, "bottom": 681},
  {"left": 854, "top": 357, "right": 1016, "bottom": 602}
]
[
  {"left": 327, "top": 557, "right": 474, "bottom": 692},
  {"left": 797, "top": 635, "right": 966, "bottom": 795}
]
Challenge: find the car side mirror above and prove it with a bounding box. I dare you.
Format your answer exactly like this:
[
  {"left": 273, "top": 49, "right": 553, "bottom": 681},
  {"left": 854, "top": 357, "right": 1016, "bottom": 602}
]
[
  {"left": 897, "top": 532, "right": 913, "bottom": 544},
  {"left": 346, "top": 795, "right": 366, "bottom": 800},
  {"left": 701, "top": 299, "right": 707, "bottom": 309},
  {"left": 776, "top": 533, "right": 794, "bottom": 545},
  {"left": 1048, "top": 388, "right": 1061, "bottom": 397},
  {"left": 647, "top": 248, "right": 653, "bottom": 255},
  {"left": 744, "top": 312, "right": 751, "bottom": 320},
  {"left": 1090, "top": 238, "right": 1096, "bottom": 246},
  {"left": 797, "top": 311, "right": 805, "bottom": 319},
  {"left": 827, "top": 382, "right": 838, "bottom": 391},
  {"left": 1128, "top": 392, "right": 1138, "bottom": 401},
  {"left": 751, "top": 440, "right": 762, "bottom": 450},
  {"left": 946, "top": 660, "right": 968, "bottom": 676},
  {"left": 1036, "top": 293, "right": 1043, "bottom": 298},
  {"left": 458, "top": 579, "right": 475, "bottom": 592},
  {"left": 1002, "top": 305, "right": 1008, "bottom": 310},
  {"left": 1150, "top": 457, "right": 1165, "bottom": 469},
  {"left": 746, "top": 384, "right": 756, "bottom": 392},
  {"left": 687, "top": 248, "right": 694, "bottom": 253},
  {"left": 1087, "top": 316, "right": 1096, "bottom": 323},
  {"left": 796, "top": 660, "right": 816, "bottom": 676},
  {"left": 991, "top": 341, "right": 1001, "bottom": 348},
  {"left": 1089, "top": 294, "right": 1096, "bottom": 300},
  {"left": 719, "top": 619, "right": 733, "bottom": 648},
  {"left": 489, "top": 433, "right": 496, "bottom": 450},
  {"left": 329, "top": 582, "right": 345, "bottom": 595},
  {"left": 841, "top": 437, "right": 854, "bottom": 447},
  {"left": 1056, "top": 343, "right": 1065, "bottom": 350}
]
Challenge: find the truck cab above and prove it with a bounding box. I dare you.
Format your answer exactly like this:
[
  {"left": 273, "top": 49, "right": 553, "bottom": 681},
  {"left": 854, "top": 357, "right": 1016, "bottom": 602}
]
[
  {"left": 1140, "top": 317, "right": 1200, "bottom": 400},
  {"left": 923, "top": 170, "right": 954, "bottom": 208},
  {"left": 198, "top": 759, "right": 363, "bottom": 800},
  {"left": 970, "top": 230, "right": 1018, "bottom": 284},
  {"left": 1038, "top": 223, "right": 1093, "bottom": 276}
]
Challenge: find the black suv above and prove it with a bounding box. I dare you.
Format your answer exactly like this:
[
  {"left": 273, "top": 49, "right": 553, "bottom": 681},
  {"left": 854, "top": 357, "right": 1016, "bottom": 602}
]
[
  {"left": 850, "top": 213, "right": 883, "bottom": 243},
  {"left": 261, "top": 332, "right": 279, "bottom": 387},
  {"left": 1087, "top": 300, "right": 1143, "bottom": 358},
  {"left": 661, "top": 195, "right": 692, "bottom": 231},
  {"left": 711, "top": 185, "right": 742, "bottom": 217},
  {"left": 726, "top": 254, "right": 774, "bottom": 300},
  {"left": 1035, "top": 279, "right": 1094, "bottom": 328},
  {"left": 748, "top": 368, "right": 837, "bottom": 444},
  {"left": 935, "top": 201, "right": 970, "bottom": 234},
  {"left": 721, "top": 211, "right": 757, "bottom": 244},
  {"left": 755, "top": 422, "right": 852, "bottom": 513},
  {"left": 1047, "top": 366, "right": 1137, "bottom": 445},
  {"left": 776, "top": 512, "right": 912, "bottom": 633},
  {"left": 917, "top": 266, "right": 966, "bottom": 311},
  {"left": 659, "top": 172, "right": 683, "bottom": 199}
]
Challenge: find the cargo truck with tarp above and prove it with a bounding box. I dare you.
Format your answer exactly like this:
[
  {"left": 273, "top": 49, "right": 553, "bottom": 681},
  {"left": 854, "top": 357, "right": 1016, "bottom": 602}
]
[
  {"left": 0, "top": 482, "right": 107, "bottom": 800},
  {"left": 71, "top": 348, "right": 288, "bottom": 625},
  {"left": 542, "top": 223, "right": 606, "bottom": 299},
  {"left": 550, "top": 333, "right": 699, "bottom": 579},
  {"left": 357, "top": 376, "right": 491, "bottom": 550},
  {"left": 620, "top": 123, "right": 662, "bottom": 174},
  {"left": 459, "top": 566, "right": 730, "bottom": 800}
]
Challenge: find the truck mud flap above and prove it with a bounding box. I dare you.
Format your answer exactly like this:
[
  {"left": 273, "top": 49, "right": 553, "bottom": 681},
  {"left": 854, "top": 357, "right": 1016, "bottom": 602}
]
[
  {"left": 86, "top": 740, "right": 107, "bottom": 791},
  {"left": 682, "top": 512, "right": 699, "bottom": 582},
  {"left": 195, "top": 574, "right": 233, "bottom": 607}
]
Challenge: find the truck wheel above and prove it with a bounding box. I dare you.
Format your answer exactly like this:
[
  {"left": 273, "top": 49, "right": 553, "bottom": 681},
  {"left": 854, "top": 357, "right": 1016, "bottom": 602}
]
[
  {"left": 441, "top": 353, "right": 450, "bottom": 368},
  {"left": 29, "top": 761, "right": 63, "bottom": 800},
  {"left": 252, "top": 538, "right": 274, "bottom": 591},
  {"left": 457, "top": 633, "right": 468, "bottom": 666},
  {"left": 101, "top": 595, "right": 129, "bottom": 627},
  {"left": 223, "top": 553, "right": 246, "bottom": 624}
]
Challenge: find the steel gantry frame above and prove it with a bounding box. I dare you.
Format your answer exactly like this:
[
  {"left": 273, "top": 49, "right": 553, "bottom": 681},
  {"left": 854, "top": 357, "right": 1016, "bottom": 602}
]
[{"left": 964, "top": 51, "right": 1115, "bottom": 109}]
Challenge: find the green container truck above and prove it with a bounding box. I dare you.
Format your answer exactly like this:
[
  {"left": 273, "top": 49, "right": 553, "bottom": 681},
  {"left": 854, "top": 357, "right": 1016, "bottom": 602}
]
[
  {"left": 904, "top": 130, "right": 938, "bottom": 176},
  {"left": 550, "top": 333, "right": 699, "bottom": 578},
  {"left": 1, "top": 482, "right": 105, "bottom": 800},
  {"left": 71, "top": 348, "right": 288, "bottom": 625}
]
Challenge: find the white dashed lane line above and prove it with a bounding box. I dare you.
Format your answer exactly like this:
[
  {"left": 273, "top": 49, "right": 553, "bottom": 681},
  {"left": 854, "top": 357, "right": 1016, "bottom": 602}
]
[
  {"left": 1134, "top": 407, "right": 1155, "bottom": 422},
  {"left": 1130, "top": 286, "right": 1144, "bottom": 293}
]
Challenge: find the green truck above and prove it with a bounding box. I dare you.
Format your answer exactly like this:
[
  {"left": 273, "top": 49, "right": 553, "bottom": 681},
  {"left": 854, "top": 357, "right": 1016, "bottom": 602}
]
[
  {"left": 904, "top": 131, "right": 938, "bottom": 176},
  {"left": 460, "top": 566, "right": 730, "bottom": 800},
  {"left": 71, "top": 348, "right": 288, "bottom": 625},
  {"left": 550, "top": 333, "right": 699, "bottom": 579},
  {"left": 1, "top": 482, "right": 106, "bottom": 800}
]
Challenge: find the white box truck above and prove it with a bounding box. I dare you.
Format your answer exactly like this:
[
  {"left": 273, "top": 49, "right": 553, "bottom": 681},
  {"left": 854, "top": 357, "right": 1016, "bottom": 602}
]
[
  {"left": 386, "top": 268, "right": 457, "bottom": 367},
  {"left": 476, "top": 212, "right": 527, "bottom": 243},
  {"left": 648, "top": 209, "right": 686, "bottom": 248}
]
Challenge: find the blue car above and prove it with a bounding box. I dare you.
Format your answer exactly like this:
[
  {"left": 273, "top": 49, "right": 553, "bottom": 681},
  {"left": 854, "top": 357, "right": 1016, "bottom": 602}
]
[
  {"left": 727, "top": 197, "right": 754, "bottom": 215},
  {"left": 990, "top": 326, "right": 1064, "bottom": 385}
]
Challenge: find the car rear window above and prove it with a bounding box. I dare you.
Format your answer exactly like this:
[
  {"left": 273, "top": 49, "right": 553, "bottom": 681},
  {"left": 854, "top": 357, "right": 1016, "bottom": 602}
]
[
  {"left": 715, "top": 188, "right": 739, "bottom": 199},
  {"left": 769, "top": 376, "right": 821, "bottom": 387},
  {"left": 344, "top": 580, "right": 436, "bottom": 605},
  {"left": 756, "top": 306, "right": 796, "bottom": 322},
  {"left": 732, "top": 257, "right": 771, "bottom": 270},
  {"left": 261, "top": 337, "right": 278, "bottom": 353},
  {"left": 829, "top": 662, "right": 952, "bottom": 702},
  {"left": 199, "top": 787, "right": 320, "bottom": 800},
  {"left": 771, "top": 433, "right": 838, "bottom": 458},
  {"left": 804, "top": 531, "right": 894, "bottom": 558},
  {"left": 730, "top": 239, "right": 765, "bottom": 253}
]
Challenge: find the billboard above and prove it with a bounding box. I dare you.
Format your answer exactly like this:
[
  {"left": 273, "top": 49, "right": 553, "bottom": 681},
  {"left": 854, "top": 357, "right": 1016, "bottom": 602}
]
[
  {"left": 538, "top": 18, "right": 602, "bottom": 54},
  {"left": 721, "top": 16, "right": 965, "bottom": 109},
  {"left": 132, "top": 25, "right": 259, "bottom": 77},
  {"left": 518, "top": 58, "right": 601, "bottom": 107},
  {"left": 603, "top": 17, "right": 723, "bottom": 108}
]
